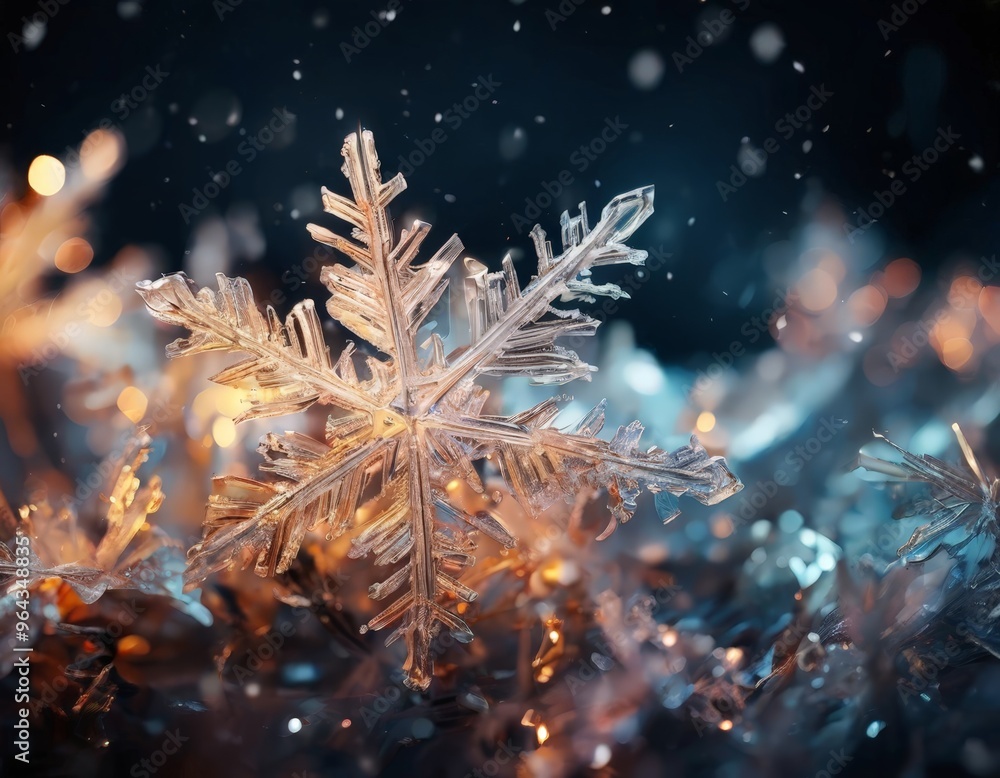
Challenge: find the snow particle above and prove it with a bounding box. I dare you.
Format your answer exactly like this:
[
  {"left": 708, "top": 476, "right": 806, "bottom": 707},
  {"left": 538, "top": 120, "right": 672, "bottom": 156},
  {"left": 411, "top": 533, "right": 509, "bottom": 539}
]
[
  {"left": 749, "top": 24, "right": 785, "bottom": 63},
  {"left": 628, "top": 49, "right": 666, "bottom": 91}
]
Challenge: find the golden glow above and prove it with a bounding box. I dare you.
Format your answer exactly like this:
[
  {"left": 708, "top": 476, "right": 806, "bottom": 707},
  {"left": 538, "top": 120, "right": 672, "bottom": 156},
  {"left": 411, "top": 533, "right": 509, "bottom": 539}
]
[
  {"left": 116, "top": 386, "right": 148, "bottom": 424},
  {"left": 55, "top": 237, "right": 94, "bottom": 274},
  {"left": 696, "top": 411, "right": 716, "bottom": 433},
  {"left": 719, "top": 720, "right": 733, "bottom": 731},
  {"left": 941, "top": 337, "right": 974, "bottom": 370},
  {"left": 847, "top": 285, "right": 888, "bottom": 326},
  {"left": 214, "top": 386, "right": 246, "bottom": 418},
  {"left": 980, "top": 286, "right": 1000, "bottom": 335},
  {"left": 711, "top": 515, "right": 734, "bottom": 539},
  {"left": 28, "top": 155, "right": 66, "bottom": 196},
  {"left": 88, "top": 284, "right": 123, "bottom": 326},
  {"left": 950, "top": 276, "right": 981, "bottom": 308},
  {"left": 883, "top": 257, "right": 921, "bottom": 298},
  {"left": 80, "top": 129, "right": 124, "bottom": 181},
  {"left": 536, "top": 724, "right": 549, "bottom": 745},
  {"left": 212, "top": 417, "right": 237, "bottom": 448},
  {"left": 548, "top": 629, "right": 560, "bottom": 643},
  {"left": 118, "top": 634, "right": 151, "bottom": 656},
  {"left": 661, "top": 629, "right": 678, "bottom": 648},
  {"left": 796, "top": 268, "right": 838, "bottom": 312},
  {"left": 815, "top": 251, "right": 846, "bottom": 282}
]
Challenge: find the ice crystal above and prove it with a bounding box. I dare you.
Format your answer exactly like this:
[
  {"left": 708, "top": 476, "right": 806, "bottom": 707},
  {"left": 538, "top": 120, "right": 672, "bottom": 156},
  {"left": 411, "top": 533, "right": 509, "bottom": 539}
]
[
  {"left": 138, "top": 130, "right": 742, "bottom": 689},
  {"left": 856, "top": 425, "right": 1000, "bottom": 650},
  {"left": 0, "top": 431, "right": 210, "bottom": 652},
  {"left": 857, "top": 424, "right": 998, "bottom": 572}
]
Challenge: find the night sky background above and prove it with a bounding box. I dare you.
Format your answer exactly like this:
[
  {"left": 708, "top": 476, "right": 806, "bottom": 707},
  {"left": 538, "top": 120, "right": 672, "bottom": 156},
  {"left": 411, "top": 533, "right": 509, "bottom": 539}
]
[{"left": 4, "top": 0, "right": 998, "bottom": 362}]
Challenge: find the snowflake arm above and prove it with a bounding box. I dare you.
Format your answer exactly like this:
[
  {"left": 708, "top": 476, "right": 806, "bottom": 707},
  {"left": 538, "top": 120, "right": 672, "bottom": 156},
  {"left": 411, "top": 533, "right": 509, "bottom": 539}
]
[
  {"left": 415, "top": 186, "right": 654, "bottom": 412},
  {"left": 428, "top": 398, "right": 742, "bottom": 538},
  {"left": 137, "top": 273, "right": 380, "bottom": 417}
]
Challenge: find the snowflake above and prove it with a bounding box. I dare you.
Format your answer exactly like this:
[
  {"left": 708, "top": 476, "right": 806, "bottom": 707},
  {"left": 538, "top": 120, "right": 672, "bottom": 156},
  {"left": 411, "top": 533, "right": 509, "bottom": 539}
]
[{"left": 137, "top": 130, "right": 742, "bottom": 689}]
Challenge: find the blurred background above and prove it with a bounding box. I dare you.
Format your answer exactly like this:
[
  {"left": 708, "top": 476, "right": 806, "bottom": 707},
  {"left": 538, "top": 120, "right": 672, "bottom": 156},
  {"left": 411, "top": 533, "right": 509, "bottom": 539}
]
[{"left": 4, "top": 1, "right": 1000, "bottom": 776}]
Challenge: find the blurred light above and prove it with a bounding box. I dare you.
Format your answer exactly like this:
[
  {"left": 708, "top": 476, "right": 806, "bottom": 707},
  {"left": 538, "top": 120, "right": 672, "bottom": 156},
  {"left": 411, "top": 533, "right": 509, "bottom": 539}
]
[
  {"left": 931, "top": 317, "right": 972, "bottom": 349},
  {"left": 749, "top": 23, "right": 785, "bottom": 63},
  {"left": 848, "top": 285, "right": 888, "bottom": 326},
  {"left": 89, "top": 284, "right": 123, "bottom": 326},
  {"left": 54, "top": 237, "right": 94, "bottom": 273},
  {"left": 815, "top": 250, "right": 846, "bottom": 282},
  {"left": 979, "top": 286, "right": 1000, "bottom": 334},
  {"left": 213, "top": 417, "right": 237, "bottom": 447},
  {"left": 941, "top": 337, "right": 973, "bottom": 370},
  {"left": 287, "top": 718, "right": 302, "bottom": 734},
  {"left": 536, "top": 724, "right": 549, "bottom": 745},
  {"left": 80, "top": 129, "right": 124, "bottom": 181},
  {"left": 796, "top": 268, "right": 838, "bottom": 312},
  {"left": 711, "top": 515, "right": 733, "bottom": 539},
  {"left": 28, "top": 155, "right": 66, "bottom": 196},
  {"left": 719, "top": 720, "right": 733, "bottom": 731},
  {"left": 950, "top": 276, "right": 981, "bottom": 308},
  {"left": 214, "top": 386, "right": 246, "bottom": 418},
  {"left": 118, "top": 634, "right": 151, "bottom": 655},
  {"left": 883, "top": 257, "right": 921, "bottom": 298},
  {"left": 592, "top": 744, "right": 612, "bottom": 768},
  {"left": 117, "top": 386, "right": 148, "bottom": 424},
  {"left": 696, "top": 411, "right": 716, "bottom": 433},
  {"left": 624, "top": 360, "right": 664, "bottom": 394},
  {"left": 627, "top": 49, "right": 665, "bottom": 90}
]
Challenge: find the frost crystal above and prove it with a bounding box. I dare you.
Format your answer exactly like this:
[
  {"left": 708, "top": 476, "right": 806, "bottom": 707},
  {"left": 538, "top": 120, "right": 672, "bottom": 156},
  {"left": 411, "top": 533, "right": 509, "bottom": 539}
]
[{"left": 138, "top": 130, "right": 742, "bottom": 689}]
